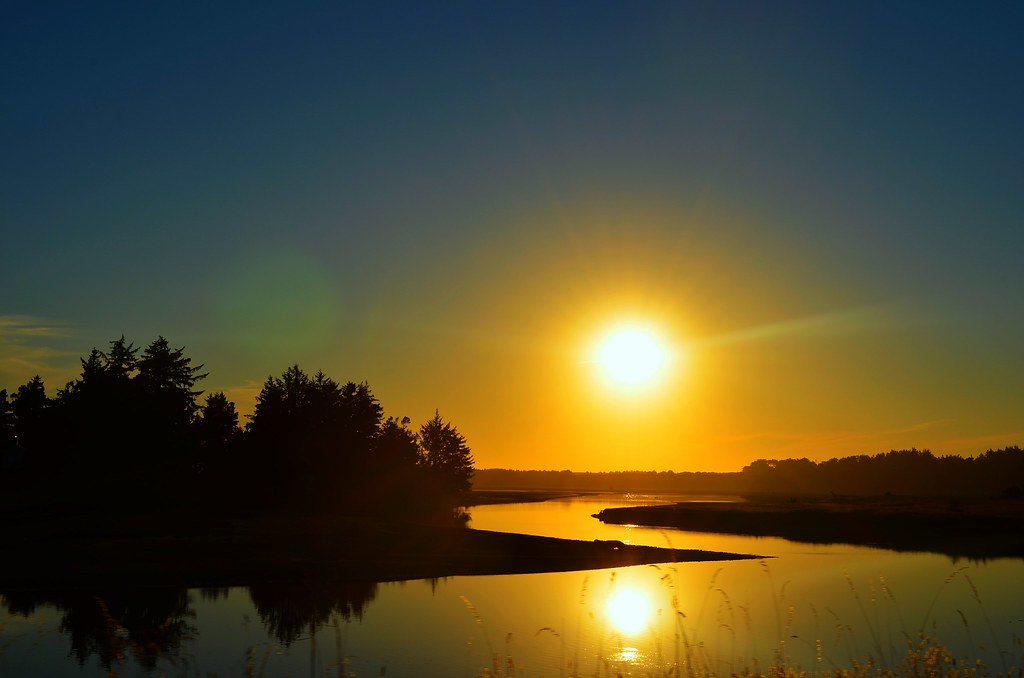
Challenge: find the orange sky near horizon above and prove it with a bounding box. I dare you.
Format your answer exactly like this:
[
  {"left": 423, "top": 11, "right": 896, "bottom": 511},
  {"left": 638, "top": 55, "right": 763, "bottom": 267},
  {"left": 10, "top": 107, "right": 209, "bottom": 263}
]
[
  {"left": 205, "top": 205, "right": 1023, "bottom": 473},
  {"left": 4, "top": 5, "right": 1023, "bottom": 474},
  {"left": 5, "top": 201, "right": 1022, "bottom": 474}
]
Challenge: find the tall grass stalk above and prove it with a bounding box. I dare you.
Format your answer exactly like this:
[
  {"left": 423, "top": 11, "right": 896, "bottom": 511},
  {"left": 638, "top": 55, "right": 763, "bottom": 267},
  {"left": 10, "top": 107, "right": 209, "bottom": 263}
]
[
  {"left": 965, "top": 575, "right": 1009, "bottom": 675},
  {"left": 459, "top": 563, "right": 1020, "bottom": 678}
]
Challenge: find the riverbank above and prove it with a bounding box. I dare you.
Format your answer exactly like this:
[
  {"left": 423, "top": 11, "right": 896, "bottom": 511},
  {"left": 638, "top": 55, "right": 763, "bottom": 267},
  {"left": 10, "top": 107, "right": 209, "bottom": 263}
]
[
  {"left": 1, "top": 510, "right": 762, "bottom": 590},
  {"left": 594, "top": 494, "right": 1024, "bottom": 559}
]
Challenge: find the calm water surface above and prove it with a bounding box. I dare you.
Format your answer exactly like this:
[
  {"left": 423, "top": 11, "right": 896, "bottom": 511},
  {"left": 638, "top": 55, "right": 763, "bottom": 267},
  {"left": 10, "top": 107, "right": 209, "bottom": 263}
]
[{"left": 2, "top": 494, "right": 1021, "bottom": 676}]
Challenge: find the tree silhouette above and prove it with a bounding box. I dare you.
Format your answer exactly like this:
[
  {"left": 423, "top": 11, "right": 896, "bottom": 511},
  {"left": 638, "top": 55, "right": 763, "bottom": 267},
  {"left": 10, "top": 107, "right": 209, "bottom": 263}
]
[
  {"left": 2, "top": 340, "right": 478, "bottom": 520},
  {"left": 128, "top": 337, "right": 208, "bottom": 490},
  {"left": 245, "top": 366, "right": 396, "bottom": 510},
  {"left": 376, "top": 416, "right": 421, "bottom": 469},
  {"left": 245, "top": 365, "right": 316, "bottom": 500},
  {"left": 102, "top": 335, "right": 138, "bottom": 383},
  {"left": 11, "top": 375, "right": 49, "bottom": 455},
  {"left": 136, "top": 336, "right": 207, "bottom": 436},
  {"left": 330, "top": 380, "right": 384, "bottom": 496},
  {"left": 197, "top": 391, "right": 239, "bottom": 453},
  {"left": 241, "top": 365, "right": 476, "bottom": 517},
  {"left": 51, "top": 344, "right": 136, "bottom": 482},
  {"left": 22, "top": 336, "right": 213, "bottom": 499},
  {"left": 246, "top": 365, "right": 309, "bottom": 453},
  {"left": 420, "top": 411, "right": 474, "bottom": 511},
  {"left": 0, "top": 389, "right": 15, "bottom": 452},
  {"left": 192, "top": 391, "right": 240, "bottom": 497},
  {"left": 366, "top": 415, "right": 423, "bottom": 514}
]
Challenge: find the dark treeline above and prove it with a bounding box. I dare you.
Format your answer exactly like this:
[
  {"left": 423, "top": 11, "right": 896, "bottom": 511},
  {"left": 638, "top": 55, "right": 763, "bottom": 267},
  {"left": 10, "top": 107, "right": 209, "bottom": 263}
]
[
  {"left": 475, "top": 447, "right": 1024, "bottom": 498},
  {"left": 472, "top": 468, "right": 745, "bottom": 494},
  {"left": 0, "top": 336, "right": 474, "bottom": 520},
  {"left": 739, "top": 449, "right": 1024, "bottom": 497}
]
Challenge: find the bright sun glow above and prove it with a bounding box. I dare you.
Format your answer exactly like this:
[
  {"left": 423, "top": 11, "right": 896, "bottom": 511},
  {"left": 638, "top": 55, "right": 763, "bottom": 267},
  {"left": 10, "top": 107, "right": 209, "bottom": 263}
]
[
  {"left": 595, "top": 325, "right": 668, "bottom": 386},
  {"left": 605, "top": 589, "right": 651, "bottom": 635}
]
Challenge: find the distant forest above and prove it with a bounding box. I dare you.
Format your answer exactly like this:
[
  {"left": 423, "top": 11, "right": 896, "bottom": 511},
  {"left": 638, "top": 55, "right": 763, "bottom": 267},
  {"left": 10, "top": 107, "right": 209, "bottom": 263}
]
[
  {"left": 0, "top": 336, "right": 474, "bottom": 520},
  {"left": 474, "top": 447, "right": 1024, "bottom": 498}
]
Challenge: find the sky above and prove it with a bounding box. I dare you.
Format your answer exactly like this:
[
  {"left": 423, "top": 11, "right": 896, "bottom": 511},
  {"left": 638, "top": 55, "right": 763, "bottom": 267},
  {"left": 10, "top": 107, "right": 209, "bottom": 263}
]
[{"left": 3, "top": 3, "right": 1023, "bottom": 472}]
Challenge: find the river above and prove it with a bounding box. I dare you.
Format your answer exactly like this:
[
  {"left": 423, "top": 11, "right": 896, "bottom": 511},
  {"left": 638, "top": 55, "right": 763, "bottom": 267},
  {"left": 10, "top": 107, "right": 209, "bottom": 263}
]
[{"left": 1, "top": 494, "right": 1021, "bottom": 676}]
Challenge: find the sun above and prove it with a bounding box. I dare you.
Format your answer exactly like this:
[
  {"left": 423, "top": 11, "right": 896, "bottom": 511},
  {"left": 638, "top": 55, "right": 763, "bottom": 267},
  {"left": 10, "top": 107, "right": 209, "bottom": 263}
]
[{"left": 594, "top": 325, "right": 668, "bottom": 386}]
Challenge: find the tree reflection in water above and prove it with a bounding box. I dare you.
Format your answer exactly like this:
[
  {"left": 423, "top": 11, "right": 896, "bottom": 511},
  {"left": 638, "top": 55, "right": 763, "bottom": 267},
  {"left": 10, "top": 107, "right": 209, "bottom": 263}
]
[
  {"left": 1, "top": 580, "right": 379, "bottom": 669},
  {"left": 248, "top": 580, "right": 378, "bottom": 645},
  {"left": 1, "top": 587, "right": 195, "bottom": 670}
]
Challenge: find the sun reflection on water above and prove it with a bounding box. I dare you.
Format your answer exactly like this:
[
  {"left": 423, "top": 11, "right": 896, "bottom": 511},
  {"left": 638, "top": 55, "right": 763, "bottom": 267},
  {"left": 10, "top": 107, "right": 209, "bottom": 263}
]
[
  {"left": 605, "top": 588, "right": 652, "bottom": 635},
  {"left": 612, "top": 646, "right": 640, "bottom": 663}
]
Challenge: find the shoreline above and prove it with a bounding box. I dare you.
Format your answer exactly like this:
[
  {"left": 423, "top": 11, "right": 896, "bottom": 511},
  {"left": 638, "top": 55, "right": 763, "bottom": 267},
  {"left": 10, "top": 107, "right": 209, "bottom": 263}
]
[
  {"left": 1, "top": 513, "right": 762, "bottom": 591},
  {"left": 594, "top": 495, "right": 1024, "bottom": 559}
]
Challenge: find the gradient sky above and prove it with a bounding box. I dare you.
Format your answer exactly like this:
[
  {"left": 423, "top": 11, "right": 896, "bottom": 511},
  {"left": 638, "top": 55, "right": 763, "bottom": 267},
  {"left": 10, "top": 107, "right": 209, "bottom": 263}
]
[{"left": 3, "top": 3, "right": 1022, "bottom": 472}]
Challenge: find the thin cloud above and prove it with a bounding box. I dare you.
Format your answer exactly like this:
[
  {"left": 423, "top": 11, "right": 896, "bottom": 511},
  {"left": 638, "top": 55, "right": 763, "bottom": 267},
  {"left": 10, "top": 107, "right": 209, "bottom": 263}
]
[
  {"left": 695, "top": 304, "right": 906, "bottom": 349},
  {"left": 0, "top": 314, "right": 70, "bottom": 338},
  {"left": 0, "top": 315, "right": 78, "bottom": 389}
]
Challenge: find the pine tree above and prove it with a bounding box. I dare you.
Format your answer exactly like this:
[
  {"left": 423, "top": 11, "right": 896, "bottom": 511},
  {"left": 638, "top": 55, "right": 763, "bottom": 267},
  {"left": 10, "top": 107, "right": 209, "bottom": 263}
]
[{"left": 419, "top": 411, "right": 474, "bottom": 503}]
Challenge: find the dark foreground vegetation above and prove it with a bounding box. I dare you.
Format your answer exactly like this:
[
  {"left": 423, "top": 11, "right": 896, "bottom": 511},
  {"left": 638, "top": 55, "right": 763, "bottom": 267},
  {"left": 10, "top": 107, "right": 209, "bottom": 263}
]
[
  {"left": 0, "top": 335, "right": 475, "bottom": 521},
  {"left": 596, "top": 495, "right": 1024, "bottom": 559},
  {"left": 0, "top": 336, "right": 757, "bottom": 596}
]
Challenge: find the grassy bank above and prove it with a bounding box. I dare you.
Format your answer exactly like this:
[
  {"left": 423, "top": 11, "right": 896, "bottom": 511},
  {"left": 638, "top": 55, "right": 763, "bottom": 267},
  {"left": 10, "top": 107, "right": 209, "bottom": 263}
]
[{"left": 594, "top": 494, "right": 1024, "bottom": 559}]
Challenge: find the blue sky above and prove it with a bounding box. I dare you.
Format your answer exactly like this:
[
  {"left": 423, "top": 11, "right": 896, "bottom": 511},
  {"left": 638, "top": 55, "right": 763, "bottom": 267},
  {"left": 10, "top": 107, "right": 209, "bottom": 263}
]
[{"left": 3, "top": 3, "right": 1022, "bottom": 471}]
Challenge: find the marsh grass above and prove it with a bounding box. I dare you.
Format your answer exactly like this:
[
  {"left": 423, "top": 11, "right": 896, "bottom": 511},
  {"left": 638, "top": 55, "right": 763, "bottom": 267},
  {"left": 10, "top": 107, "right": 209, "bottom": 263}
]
[{"left": 459, "top": 559, "right": 1022, "bottom": 678}]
